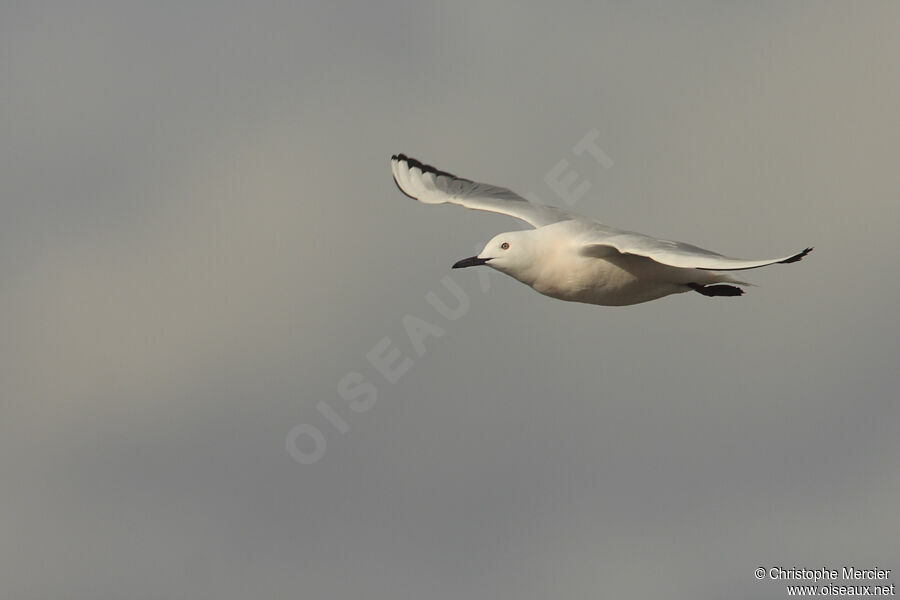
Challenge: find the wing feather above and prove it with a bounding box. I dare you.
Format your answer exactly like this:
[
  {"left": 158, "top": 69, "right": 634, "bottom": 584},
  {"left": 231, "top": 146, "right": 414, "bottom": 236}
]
[
  {"left": 581, "top": 227, "right": 812, "bottom": 271},
  {"left": 391, "top": 154, "right": 571, "bottom": 228}
]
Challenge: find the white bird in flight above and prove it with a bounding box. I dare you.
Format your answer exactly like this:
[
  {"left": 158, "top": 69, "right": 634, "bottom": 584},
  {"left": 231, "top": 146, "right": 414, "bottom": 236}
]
[{"left": 391, "top": 154, "right": 812, "bottom": 306}]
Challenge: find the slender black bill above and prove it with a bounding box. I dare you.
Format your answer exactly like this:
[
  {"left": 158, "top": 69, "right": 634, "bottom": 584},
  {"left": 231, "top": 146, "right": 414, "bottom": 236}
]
[{"left": 452, "top": 256, "right": 490, "bottom": 269}]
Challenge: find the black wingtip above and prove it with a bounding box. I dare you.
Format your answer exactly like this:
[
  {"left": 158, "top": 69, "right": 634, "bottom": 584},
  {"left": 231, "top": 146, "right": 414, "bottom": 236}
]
[
  {"left": 779, "top": 247, "right": 814, "bottom": 264},
  {"left": 390, "top": 153, "right": 464, "bottom": 181}
]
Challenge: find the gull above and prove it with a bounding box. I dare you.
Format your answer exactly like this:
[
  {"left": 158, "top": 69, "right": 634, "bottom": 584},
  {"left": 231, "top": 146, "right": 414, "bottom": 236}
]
[{"left": 391, "top": 154, "right": 812, "bottom": 306}]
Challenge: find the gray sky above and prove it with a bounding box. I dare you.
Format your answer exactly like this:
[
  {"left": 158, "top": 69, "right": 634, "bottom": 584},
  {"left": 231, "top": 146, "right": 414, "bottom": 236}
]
[{"left": 2, "top": 2, "right": 899, "bottom": 599}]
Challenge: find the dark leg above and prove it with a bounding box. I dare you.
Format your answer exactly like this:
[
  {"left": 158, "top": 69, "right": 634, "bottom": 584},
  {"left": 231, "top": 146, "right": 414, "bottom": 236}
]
[{"left": 688, "top": 282, "right": 744, "bottom": 297}]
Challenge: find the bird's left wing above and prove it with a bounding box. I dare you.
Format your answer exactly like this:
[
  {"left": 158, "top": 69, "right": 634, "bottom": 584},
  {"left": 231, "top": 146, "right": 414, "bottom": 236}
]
[
  {"left": 580, "top": 227, "right": 812, "bottom": 271},
  {"left": 391, "top": 154, "right": 572, "bottom": 228}
]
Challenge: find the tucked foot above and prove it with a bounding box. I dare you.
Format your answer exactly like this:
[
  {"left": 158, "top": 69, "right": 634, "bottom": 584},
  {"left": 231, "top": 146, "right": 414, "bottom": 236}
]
[{"left": 688, "top": 283, "right": 744, "bottom": 297}]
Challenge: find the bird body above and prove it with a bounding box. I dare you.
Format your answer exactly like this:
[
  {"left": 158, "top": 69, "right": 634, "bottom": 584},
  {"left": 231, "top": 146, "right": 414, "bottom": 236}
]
[
  {"left": 470, "top": 222, "right": 744, "bottom": 306},
  {"left": 391, "top": 154, "right": 811, "bottom": 306}
]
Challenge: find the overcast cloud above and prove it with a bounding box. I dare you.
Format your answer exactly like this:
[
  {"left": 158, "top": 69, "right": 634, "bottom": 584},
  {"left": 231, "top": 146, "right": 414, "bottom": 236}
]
[{"left": 1, "top": 2, "right": 898, "bottom": 599}]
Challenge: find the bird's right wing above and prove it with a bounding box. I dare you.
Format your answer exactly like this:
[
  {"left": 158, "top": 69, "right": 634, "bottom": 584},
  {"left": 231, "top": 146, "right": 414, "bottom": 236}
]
[
  {"left": 391, "top": 154, "right": 572, "bottom": 228},
  {"left": 580, "top": 226, "right": 813, "bottom": 271}
]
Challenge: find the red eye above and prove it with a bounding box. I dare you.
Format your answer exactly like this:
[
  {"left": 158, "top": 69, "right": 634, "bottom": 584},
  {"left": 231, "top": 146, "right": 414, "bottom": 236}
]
[{"left": 501, "top": 242, "right": 509, "bottom": 250}]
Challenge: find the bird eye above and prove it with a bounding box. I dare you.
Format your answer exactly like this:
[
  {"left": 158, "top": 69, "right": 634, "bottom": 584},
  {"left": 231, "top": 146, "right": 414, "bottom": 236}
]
[{"left": 500, "top": 242, "right": 509, "bottom": 250}]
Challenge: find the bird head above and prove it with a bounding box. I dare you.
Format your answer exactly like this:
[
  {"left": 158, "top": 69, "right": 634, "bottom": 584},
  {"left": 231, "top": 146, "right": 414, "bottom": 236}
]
[{"left": 452, "top": 231, "right": 536, "bottom": 277}]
